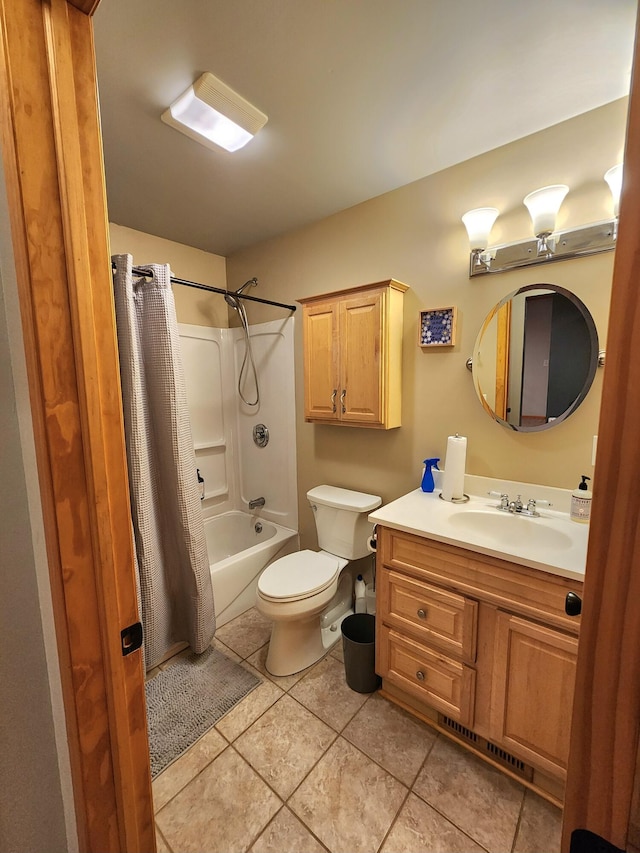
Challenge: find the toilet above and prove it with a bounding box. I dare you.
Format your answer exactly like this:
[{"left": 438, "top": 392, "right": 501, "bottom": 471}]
[{"left": 256, "top": 485, "right": 382, "bottom": 676}]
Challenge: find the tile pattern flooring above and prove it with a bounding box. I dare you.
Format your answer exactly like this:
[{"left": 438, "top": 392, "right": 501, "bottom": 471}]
[{"left": 149, "top": 607, "right": 562, "bottom": 853}]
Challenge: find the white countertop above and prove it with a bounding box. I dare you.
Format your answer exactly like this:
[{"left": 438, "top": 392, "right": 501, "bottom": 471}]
[{"left": 369, "top": 487, "right": 588, "bottom": 582}]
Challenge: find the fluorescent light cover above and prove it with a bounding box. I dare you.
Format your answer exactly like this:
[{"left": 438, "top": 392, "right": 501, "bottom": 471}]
[{"left": 161, "top": 72, "right": 268, "bottom": 153}]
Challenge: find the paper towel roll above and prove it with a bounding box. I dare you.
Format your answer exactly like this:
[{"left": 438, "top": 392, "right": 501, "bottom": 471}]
[{"left": 441, "top": 434, "right": 467, "bottom": 501}]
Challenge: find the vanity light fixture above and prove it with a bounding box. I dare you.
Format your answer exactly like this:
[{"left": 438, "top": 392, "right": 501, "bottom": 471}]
[
  {"left": 462, "top": 167, "right": 623, "bottom": 277},
  {"left": 523, "top": 184, "right": 569, "bottom": 256},
  {"left": 461, "top": 207, "right": 499, "bottom": 271},
  {"left": 161, "top": 72, "right": 268, "bottom": 153},
  {"left": 604, "top": 164, "right": 623, "bottom": 217}
]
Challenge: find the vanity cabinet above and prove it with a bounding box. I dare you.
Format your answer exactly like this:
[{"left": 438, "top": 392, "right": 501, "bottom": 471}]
[
  {"left": 375, "top": 525, "right": 582, "bottom": 802},
  {"left": 298, "top": 279, "right": 408, "bottom": 429}
]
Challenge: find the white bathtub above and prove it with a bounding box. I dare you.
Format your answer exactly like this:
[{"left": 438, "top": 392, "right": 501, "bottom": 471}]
[{"left": 205, "top": 511, "right": 299, "bottom": 627}]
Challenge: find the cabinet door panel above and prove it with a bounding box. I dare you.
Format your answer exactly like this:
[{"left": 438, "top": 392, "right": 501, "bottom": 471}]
[
  {"left": 339, "top": 292, "right": 383, "bottom": 424},
  {"left": 491, "top": 612, "right": 577, "bottom": 779},
  {"left": 303, "top": 301, "right": 339, "bottom": 420}
]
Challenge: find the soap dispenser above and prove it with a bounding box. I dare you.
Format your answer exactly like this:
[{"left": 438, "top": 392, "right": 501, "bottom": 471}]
[
  {"left": 570, "top": 475, "right": 592, "bottom": 524},
  {"left": 421, "top": 458, "right": 440, "bottom": 493}
]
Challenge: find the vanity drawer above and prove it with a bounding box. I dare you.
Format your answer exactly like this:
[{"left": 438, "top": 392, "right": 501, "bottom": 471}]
[
  {"left": 379, "top": 527, "right": 582, "bottom": 633},
  {"left": 377, "top": 625, "right": 476, "bottom": 727},
  {"left": 379, "top": 569, "right": 477, "bottom": 662}
]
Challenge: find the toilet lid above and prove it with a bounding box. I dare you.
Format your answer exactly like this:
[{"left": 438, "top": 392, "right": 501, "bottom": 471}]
[{"left": 258, "top": 550, "right": 340, "bottom": 602}]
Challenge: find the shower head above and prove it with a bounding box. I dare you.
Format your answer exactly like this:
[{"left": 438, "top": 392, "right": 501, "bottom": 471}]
[
  {"left": 224, "top": 278, "right": 258, "bottom": 310},
  {"left": 236, "top": 277, "right": 258, "bottom": 296},
  {"left": 224, "top": 293, "right": 239, "bottom": 308}
]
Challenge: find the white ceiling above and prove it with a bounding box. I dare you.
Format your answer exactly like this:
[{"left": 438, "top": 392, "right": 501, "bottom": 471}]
[{"left": 93, "top": 0, "right": 637, "bottom": 258}]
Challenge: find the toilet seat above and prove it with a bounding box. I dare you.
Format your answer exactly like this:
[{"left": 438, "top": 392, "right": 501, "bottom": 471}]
[{"left": 257, "top": 550, "right": 340, "bottom": 602}]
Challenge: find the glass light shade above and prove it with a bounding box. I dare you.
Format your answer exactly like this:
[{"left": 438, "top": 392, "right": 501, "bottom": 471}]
[
  {"left": 523, "top": 184, "right": 569, "bottom": 236},
  {"left": 604, "top": 164, "right": 623, "bottom": 217},
  {"left": 461, "top": 207, "right": 499, "bottom": 250}
]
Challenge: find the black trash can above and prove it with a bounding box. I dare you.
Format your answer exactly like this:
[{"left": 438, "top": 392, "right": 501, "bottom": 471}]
[{"left": 341, "top": 613, "right": 381, "bottom": 693}]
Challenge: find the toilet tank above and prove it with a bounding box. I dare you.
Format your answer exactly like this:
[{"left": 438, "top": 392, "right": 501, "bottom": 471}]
[{"left": 307, "top": 485, "right": 382, "bottom": 560}]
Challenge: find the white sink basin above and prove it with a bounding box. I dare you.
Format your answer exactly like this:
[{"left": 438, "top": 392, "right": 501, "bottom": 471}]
[{"left": 448, "top": 509, "right": 573, "bottom": 551}]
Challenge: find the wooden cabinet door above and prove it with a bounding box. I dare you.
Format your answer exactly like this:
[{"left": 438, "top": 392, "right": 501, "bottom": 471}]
[
  {"left": 339, "top": 290, "right": 383, "bottom": 424},
  {"left": 491, "top": 612, "right": 578, "bottom": 779},
  {"left": 302, "top": 300, "right": 340, "bottom": 420}
]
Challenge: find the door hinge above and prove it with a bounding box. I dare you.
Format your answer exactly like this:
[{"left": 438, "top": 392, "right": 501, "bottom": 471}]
[{"left": 121, "top": 621, "right": 143, "bottom": 656}]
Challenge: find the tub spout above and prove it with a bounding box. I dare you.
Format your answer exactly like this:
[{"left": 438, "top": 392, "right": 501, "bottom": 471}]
[{"left": 249, "top": 497, "right": 265, "bottom": 510}]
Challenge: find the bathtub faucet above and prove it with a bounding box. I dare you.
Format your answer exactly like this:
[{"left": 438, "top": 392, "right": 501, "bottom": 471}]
[{"left": 249, "top": 497, "right": 266, "bottom": 510}]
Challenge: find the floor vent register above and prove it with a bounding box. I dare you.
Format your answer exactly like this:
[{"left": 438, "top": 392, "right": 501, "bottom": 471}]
[{"left": 439, "top": 714, "right": 534, "bottom": 782}]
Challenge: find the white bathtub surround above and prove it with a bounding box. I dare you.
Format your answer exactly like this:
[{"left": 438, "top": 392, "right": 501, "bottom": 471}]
[
  {"left": 204, "top": 512, "right": 298, "bottom": 627},
  {"left": 370, "top": 475, "right": 587, "bottom": 582},
  {"left": 232, "top": 319, "right": 298, "bottom": 530},
  {"left": 180, "top": 317, "right": 298, "bottom": 627}
]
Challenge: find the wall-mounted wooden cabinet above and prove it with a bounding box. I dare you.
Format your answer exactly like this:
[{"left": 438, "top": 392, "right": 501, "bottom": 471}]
[
  {"left": 298, "top": 279, "right": 408, "bottom": 429},
  {"left": 376, "top": 526, "right": 582, "bottom": 804}
]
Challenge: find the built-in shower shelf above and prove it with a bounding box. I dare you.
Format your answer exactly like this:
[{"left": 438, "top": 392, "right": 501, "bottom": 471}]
[
  {"left": 194, "top": 440, "right": 226, "bottom": 451},
  {"left": 203, "top": 486, "right": 229, "bottom": 501}
]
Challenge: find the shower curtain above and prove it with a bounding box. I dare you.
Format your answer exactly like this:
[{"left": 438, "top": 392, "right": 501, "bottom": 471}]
[{"left": 112, "top": 253, "right": 215, "bottom": 670}]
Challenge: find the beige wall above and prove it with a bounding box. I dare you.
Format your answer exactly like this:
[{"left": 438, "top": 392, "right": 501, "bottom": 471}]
[
  {"left": 109, "top": 223, "right": 229, "bottom": 327},
  {"left": 226, "top": 99, "right": 628, "bottom": 549}
]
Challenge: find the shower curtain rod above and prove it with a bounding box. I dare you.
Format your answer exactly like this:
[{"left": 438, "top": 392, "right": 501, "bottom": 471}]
[{"left": 114, "top": 263, "right": 297, "bottom": 312}]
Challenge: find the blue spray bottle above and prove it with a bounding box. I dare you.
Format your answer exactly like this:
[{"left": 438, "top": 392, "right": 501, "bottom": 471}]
[{"left": 421, "top": 458, "right": 440, "bottom": 493}]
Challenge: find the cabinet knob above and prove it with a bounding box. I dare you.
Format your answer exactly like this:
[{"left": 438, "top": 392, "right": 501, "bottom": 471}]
[
  {"left": 565, "top": 591, "right": 582, "bottom": 617},
  {"left": 416, "top": 670, "right": 425, "bottom": 681},
  {"left": 340, "top": 389, "right": 346, "bottom": 413},
  {"left": 331, "top": 389, "right": 337, "bottom": 412},
  {"left": 417, "top": 608, "right": 427, "bottom": 620}
]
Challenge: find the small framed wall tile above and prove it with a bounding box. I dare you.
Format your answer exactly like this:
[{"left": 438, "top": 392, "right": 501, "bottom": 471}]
[{"left": 419, "top": 306, "right": 457, "bottom": 347}]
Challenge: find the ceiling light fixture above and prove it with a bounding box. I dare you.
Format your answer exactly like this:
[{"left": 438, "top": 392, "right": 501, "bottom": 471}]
[
  {"left": 161, "top": 72, "right": 268, "bottom": 153},
  {"left": 462, "top": 168, "right": 623, "bottom": 277}
]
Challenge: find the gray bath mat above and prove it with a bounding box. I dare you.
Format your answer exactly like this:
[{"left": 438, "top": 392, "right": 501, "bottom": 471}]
[{"left": 145, "top": 645, "right": 261, "bottom": 778}]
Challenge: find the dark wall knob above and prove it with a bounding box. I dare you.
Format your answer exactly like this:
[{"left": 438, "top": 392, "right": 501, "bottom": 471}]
[{"left": 565, "top": 591, "right": 582, "bottom": 617}]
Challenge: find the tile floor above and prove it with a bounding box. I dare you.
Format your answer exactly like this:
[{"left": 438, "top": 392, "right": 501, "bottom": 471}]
[{"left": 150, "top": 607, "right": 562, "bottom": 853}]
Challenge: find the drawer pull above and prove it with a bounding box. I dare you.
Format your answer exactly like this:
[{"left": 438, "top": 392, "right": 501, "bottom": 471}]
[
  {"left": 416, "top": 670, "right": 426, "bottom": 681},
  {"left": 417, "top": 608, "right": 427, "bottom": 619}
]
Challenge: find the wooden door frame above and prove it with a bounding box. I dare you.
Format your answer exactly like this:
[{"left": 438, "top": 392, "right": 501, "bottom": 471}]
[
  {"left": 3, "top": 0, "right": 640, "bottom": 849},
  {"left": 0, "top": 0, "right": 154, "bottom": 849},
  {"left": 562, "top": 7, "right": 640, "bottom": 850}
]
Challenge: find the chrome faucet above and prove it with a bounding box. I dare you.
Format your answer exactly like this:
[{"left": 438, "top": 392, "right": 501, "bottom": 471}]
[
  {"left": 248, "top": 497, "right": 265, "bottom": 510},
  {"left": 488, "top": 491, "right": 551, "bottom": 517},
  {"left": 508, "top": 495, "right": 524, "bottom": 514}
]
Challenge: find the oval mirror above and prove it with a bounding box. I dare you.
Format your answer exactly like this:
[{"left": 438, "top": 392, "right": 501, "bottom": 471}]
[{"left": 472, "top": 284, "right": 598, "bottom": 431}]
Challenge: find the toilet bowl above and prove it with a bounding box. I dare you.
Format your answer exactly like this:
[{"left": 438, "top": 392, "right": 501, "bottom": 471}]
[{"left": 256, "top": 485, "right": 381, "bottom": 676}]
